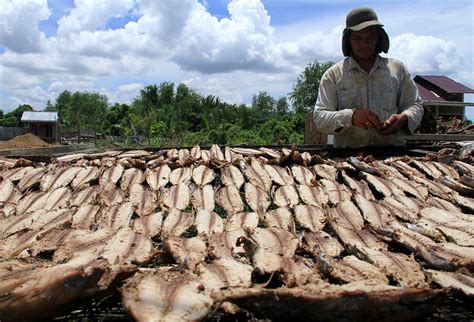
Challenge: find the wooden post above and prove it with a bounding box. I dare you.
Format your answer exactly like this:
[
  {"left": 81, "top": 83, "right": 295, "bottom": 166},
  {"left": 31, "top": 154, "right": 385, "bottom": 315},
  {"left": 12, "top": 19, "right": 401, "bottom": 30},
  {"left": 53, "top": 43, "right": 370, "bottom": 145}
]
[{"left": 304, "top": 111, "right": 327, "bottom": 145}]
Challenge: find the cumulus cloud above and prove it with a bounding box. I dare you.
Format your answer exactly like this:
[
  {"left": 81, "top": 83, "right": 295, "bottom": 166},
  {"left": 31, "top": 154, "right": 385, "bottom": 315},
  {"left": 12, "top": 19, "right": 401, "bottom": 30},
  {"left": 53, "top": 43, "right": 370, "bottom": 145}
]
[
  {"left": 390, "top": 33, "right": 465, "bottom": 74},
  {"left": 0, "top": 0, "right": 50, "bottom": 53},
  {"left": 0, "top": 0, "right": 472, "bottom": 112},
  {"left": 57, "top": 0, "right": 136, "bottom": 36},
  {"left": 173, "top": 0, "right": 281, "bottom": 73}
]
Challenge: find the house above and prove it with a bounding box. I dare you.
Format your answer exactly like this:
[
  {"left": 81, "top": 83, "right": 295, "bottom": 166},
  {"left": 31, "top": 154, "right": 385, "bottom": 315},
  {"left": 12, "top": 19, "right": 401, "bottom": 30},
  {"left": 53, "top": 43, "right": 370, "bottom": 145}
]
[
  {"left": 21, "top": 111, "right": 59, "bottom": 143},
  {"left": 414, "top": 75, "right": 474, "bottom": 120}
]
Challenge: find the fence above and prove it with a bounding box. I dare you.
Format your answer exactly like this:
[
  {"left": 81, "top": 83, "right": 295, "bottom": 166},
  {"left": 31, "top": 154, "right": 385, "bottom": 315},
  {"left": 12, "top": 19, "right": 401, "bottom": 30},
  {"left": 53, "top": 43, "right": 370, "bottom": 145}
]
[{"left": 0, "top": 127, "right": 27, "bottom": 141}]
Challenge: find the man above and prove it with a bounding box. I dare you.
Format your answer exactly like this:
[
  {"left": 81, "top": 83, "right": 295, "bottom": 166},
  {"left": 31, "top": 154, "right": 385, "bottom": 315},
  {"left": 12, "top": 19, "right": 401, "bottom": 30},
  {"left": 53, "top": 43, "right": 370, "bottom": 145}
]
[{"left": 313, "top": 7, "right": 423, "bottom": 147}]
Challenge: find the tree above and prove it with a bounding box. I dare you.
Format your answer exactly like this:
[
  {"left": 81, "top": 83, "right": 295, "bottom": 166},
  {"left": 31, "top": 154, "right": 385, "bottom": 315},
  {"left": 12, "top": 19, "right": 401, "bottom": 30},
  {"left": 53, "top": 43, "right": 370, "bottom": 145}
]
[
  {"left": 275, "top": 96, "right": 289, "bottom": 115},
  {"left": 289, "top": 60, "right": 334, "bottom": 114},
  {"left": 0, "top": 104, "right": 34, "bottom": 127}
]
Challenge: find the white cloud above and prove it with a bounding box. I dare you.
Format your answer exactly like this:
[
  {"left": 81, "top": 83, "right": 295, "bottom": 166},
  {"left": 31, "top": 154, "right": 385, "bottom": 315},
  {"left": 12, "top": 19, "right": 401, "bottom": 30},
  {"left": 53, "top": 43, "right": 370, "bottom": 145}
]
[
  {"left": 390, "top": 33, "right": 465, "bottom": 74},
  {"left": 173, "top": 0, "right": 281, "bottom": 73},
  {"left": 0, "top": 0, "right": 50, "bottom": 53},
  {"left": 118, "top": 82, "right": 144, "bottom": 93},
  {"left": 57, "top": 0, "right": 136, "bottom": 36},
  {"left": 0, "top": 0, "right": 472, "bottom": 113}
]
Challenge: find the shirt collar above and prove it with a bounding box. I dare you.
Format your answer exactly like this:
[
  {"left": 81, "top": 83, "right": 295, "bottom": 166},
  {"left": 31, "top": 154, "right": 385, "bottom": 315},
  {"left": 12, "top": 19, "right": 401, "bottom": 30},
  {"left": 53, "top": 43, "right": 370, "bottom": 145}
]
[{"left": 347, "top": 54, "right": 387, "bottom": 72}]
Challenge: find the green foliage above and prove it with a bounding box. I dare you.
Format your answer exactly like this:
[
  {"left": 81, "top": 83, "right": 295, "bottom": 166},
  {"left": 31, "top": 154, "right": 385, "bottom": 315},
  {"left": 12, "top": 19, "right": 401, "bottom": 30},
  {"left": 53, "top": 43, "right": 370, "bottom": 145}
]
[
  {"left": 10, "top": 61, "right": 331, "bottom": 145},
  {"left": 0, "top": 104, "right": 33, "bottom": 127},
  {"left": 290, "top": 60, "right": 334, "bottom": 113}
]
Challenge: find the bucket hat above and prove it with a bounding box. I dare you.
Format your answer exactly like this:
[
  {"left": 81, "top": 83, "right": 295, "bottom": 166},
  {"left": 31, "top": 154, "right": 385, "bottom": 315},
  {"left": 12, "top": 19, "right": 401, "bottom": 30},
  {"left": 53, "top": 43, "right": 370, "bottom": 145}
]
[
  {"left": 345, "top": 7, "right": 383, "bottom": 31},
  {"left": 342, "top": 7, "right": 389, "bottom": 57}
]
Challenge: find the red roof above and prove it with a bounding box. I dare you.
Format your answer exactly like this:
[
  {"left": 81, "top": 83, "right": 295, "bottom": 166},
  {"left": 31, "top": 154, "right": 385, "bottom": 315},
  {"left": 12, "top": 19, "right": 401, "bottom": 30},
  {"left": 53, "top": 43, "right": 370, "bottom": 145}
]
[
  {"left": 415, "top": 83, "right": 445, "bottom": 101},
  {"left": 415, "top": 75, "right": 474, "bottom": 94}
]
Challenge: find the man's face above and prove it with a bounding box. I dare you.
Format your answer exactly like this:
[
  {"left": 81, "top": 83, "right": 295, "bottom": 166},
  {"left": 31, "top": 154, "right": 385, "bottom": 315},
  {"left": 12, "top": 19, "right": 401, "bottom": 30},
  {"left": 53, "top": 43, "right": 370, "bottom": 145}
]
[{"left": 349, "top": 26, "right": 378, "bottom": 60}]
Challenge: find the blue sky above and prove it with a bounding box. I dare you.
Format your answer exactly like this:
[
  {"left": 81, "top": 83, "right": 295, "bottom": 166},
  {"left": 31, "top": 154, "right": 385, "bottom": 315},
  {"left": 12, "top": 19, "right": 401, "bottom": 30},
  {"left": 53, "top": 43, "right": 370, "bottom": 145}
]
[{"left": 1, "top": 0, "right": 473, "bottom": 117}]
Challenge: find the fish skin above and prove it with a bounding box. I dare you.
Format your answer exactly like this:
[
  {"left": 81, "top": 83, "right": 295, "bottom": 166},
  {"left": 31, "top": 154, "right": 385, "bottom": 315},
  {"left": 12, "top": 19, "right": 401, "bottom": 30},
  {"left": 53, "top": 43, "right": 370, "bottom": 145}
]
[
  {"left": 70, "top": 185, "right": 98, "bottom": 207},
  {"left": 264, "top": 207, "right": 296, "bottom": 233},
  {"left": 313, "top": 164, "right": 338, "bottom": 181},
  {"left": 169, "top": 167, "right": 193, "bottom": 185},
  {"left": 190, "top": 145, "right": 201, "bottom": 160},
  {"left": 409, "top": 160, "right": 443, "bottom": 180},
  {"left": 131, "top": 211, "right": 163, "bottom": 237},
  {"left": 293, "top": 204, "right": 326, "bottom": 233},
  {"left": 191, "top": 184, "right": 215, "bottom": 211},
  {"left": 296, "top": 184, "right": 328, "bottom": 208},
  {"left": 225, "top": 212, "right": 259, "bottom": 232},
  {"left": 340, "top": 171, "right": 375, "bottom": 200},
  {"left": 121, "top": 268, "right": 213, "bottom": 322},
  {"left": 273, "top": 185, "right": 299, "bottom": 208},
  {"left": 215, "top": 184, "right": 244, "bottom": 215},
  {"left": 210, "top": 144, "right": 225, "bottom": 161},
  {"left": 357, "top": 246, "right": 427, "bottom": 288},
  {"left": 0, "top": 178, "right": 15, "bottom": 203},
  {"left": 72, "top": 204, "right": 100, "bottom": 229},
  {"left": 71, "top": 166, "right": 100, "bottom": 190},
  {"left": 196, "top": 256, "right": 253, "bottom": 290},
  {"left": 192, "top": 165, "right": 215, "bottom": 186},
  {"left": 430, "top": 161, "right": 460, "bottom": 180},
  {"left": 163, "top": 235, "right": 208, "bottom": 270},
  {"left": 161, "top": 209, "right": 194, "bottom": 238},
  {"left": 324, "top": 255, "right": 389, "bottom": 285},
  {"left": 244, "top": 182, "right": 271, "bottom": 215},
  {"left": 162, "top": 184, "right": 190, "bottom": 211},
  {"left": 99, "top": 164, "right": 124, "bottom": 187},
  {"left": 301, "top": 231, "right": 345, "bottom": 258},
  {"left": 44, "top": 187, "right": 72, "bottom": 211},
  {"left": 17, "top": 168, "right": 45, "bottom": 192},
  {"left": 319, "top": 179, "right": 352, "bottom": 206},
  {"left": 129, "top": 183, "right": 157, "bottom": 217},
  {"left": 239, "top": 160, "right": 272, "bottom": 192},
  {"left": 15, "top": 191, "right": 49, "bottom": 215},
  {"left": 208, "top": 229, "right": 248, "bottom": 259},
  {"left": 96, "top": 201, "right": 134, "bottom": 231},
  {"left": 221, "top": 165, "right": 245, "bottom": 189},
  {"left": 2, "top": 166, "right": 34, "bottom": 182},
  {"left": 418, "top": 207, "right": 474, "bottom": 247},
  {"left": 194, "top": 209, "right": 224, "bottom": 236},
  {"left": 264, "top": 164, "right": 294, "bottom": 186},
  {"left": 278, "top": 256, "right": 324, "bottom": 287},
  {"left": 426, "top": 270, "right": 474, "bottom": 296},
  {"left": 291, "top": 165, "right": 314, "bottom": 186},
  {"left": 250, "top": 227, "right": 299, "bottom": 275},
  {"left": 120, "top": 168, "right": 144, "bottom": 191},
  {"left": 99, "top": 185, "right": 125, "bottom": 207},
  {"left": 40, "top": 166, "right": 82, "bottom": 192},
  {"left": 0, "top": 259, "right": 106, "bottom": 322}
]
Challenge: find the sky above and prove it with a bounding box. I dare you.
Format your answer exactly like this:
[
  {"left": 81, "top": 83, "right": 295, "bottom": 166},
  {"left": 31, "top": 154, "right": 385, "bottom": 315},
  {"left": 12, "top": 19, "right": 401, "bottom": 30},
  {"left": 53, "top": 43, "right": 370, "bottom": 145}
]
[{"left": 1, "top": 0, "right": 473, "bottom": 117}]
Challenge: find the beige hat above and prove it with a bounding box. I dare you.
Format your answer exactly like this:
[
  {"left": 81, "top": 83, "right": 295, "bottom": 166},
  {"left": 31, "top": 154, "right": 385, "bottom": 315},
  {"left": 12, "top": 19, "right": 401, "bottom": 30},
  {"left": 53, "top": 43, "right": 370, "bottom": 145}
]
[
  {"left": 342, "top": 7, "right": 389, "bottom": 57},
  {"left": 345, "top": 7, "right": 383, "bottom": 31}
]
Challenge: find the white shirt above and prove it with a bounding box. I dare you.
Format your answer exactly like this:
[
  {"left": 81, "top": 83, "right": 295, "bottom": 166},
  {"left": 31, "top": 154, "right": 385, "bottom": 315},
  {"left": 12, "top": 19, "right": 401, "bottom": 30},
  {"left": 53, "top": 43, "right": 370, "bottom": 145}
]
[{"left": 313, "top": 55, "right": 423, "bottom": 148}]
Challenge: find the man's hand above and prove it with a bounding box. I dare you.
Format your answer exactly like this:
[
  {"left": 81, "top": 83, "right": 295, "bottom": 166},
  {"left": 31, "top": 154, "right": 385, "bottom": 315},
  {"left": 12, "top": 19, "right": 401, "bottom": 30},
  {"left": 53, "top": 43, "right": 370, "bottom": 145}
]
[
  {"left": 377, "top": 113, "right": 408, "bottom": 135},
  {"left": 352, "top": 108, "right": 381, "bottom": 131}
]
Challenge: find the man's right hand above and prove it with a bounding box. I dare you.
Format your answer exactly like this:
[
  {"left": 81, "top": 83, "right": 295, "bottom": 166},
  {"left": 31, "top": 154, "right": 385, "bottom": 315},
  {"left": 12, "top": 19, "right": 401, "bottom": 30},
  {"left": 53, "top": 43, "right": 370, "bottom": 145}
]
[{"left": 352, "top": 108, "right": 381, "bottom": 130}]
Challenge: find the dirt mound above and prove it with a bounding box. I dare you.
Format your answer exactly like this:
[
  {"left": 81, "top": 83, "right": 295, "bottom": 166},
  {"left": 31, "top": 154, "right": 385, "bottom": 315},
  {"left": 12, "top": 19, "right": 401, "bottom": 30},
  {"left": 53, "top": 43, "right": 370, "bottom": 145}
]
[{"left": 0, "top": 133, "right": 50, "bottom": 150}]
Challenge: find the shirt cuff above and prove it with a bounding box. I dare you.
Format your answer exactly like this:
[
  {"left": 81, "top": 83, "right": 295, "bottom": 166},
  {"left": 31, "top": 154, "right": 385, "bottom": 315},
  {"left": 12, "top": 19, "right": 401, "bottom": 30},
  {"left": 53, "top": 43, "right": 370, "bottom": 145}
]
[
  {"left": 335, "top": 109, "right": 354, "bottom": 133},
  {"left": 401, "top": 111, "right": 416, "bottom": 134}
]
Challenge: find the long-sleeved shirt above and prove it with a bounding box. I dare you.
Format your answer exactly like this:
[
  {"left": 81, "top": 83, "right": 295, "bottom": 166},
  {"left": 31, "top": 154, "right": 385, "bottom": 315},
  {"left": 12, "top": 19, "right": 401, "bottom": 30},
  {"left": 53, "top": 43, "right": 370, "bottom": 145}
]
[{"left": 313, "top": 55, "right": 423, "bottom": 148}]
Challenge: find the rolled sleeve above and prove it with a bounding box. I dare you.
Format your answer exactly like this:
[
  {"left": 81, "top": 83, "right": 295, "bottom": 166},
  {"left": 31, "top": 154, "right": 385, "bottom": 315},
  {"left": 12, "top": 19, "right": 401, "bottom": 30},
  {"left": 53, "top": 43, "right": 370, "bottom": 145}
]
[
  {"left": 399, "top": 67, "right": 424, "bottom": 133},
  {"left": 313, "top": 71, "right": 354, "bottom": 134}
]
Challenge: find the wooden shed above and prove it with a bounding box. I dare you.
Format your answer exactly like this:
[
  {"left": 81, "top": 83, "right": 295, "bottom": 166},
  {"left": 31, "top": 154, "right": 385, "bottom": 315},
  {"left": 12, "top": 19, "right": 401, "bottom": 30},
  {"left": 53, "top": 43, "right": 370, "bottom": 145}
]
[
  {"left": 21, "top": 111, "right": 59, "bottom": 143},
  {"left": 414, "top": 75, "right": 474, "bottom": 120}
]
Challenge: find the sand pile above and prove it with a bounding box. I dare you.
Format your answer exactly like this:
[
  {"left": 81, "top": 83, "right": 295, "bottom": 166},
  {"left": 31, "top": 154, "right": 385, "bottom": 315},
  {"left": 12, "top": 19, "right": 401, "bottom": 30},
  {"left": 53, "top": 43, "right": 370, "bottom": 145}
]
[{"left": 0, "top": 133, "right": 50, "bottom": 150}]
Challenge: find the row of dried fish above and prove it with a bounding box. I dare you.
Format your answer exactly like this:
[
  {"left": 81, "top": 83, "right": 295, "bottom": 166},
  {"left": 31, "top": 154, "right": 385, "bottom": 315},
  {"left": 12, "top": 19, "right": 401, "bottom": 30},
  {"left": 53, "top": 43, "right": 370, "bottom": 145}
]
[{"left": 0, "top": 148, "right": 474, "bottom": 321}]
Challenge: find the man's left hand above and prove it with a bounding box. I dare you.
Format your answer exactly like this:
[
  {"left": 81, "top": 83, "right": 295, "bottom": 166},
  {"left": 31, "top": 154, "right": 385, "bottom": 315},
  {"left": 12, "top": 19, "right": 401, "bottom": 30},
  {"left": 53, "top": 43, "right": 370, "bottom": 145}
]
[{"left": 377, "top": 113, "right": 408, "bottom": 136}]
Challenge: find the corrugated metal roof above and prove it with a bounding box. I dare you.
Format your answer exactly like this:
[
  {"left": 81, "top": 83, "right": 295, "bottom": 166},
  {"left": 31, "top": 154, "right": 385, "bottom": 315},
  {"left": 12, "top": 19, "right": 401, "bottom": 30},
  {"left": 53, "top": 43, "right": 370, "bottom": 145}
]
[
  {"left": 415, "top": 83, "right": 446, "bottom": 101},
  {"left": 416, "top": 75, "right": 474, "bottom": 94},
  {"left": 21, "top": 111, "right": 59, "bottom": 123}
]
